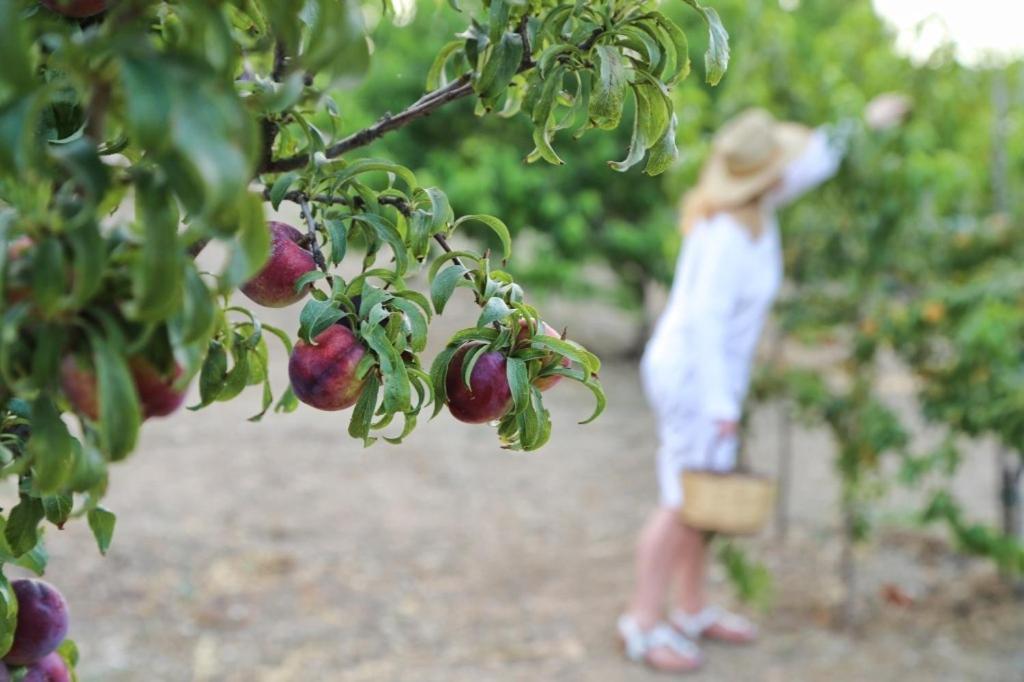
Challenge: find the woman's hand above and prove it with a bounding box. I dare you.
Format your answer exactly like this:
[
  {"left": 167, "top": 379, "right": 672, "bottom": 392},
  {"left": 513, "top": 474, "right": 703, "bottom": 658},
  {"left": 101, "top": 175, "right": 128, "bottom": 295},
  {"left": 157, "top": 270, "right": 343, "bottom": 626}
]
[
  {"left": 865, "top": 93, "right": 912, "bottom": 130},
  {"left": 715, "top": 419, "right": 739, "bottom": 438}
]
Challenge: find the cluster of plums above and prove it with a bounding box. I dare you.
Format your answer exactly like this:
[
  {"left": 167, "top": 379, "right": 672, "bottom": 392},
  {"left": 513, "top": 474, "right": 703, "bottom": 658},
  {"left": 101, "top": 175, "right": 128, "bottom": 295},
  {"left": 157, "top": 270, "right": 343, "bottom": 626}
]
[
  {"left": 3, "top": 237, "right": 188, "bottom": 423},
  {"left": 242, "top": 221, "right": 569, "bottom": 423},
  {"left": 0, "top": 580, "right": 71, "bottom": 682}
]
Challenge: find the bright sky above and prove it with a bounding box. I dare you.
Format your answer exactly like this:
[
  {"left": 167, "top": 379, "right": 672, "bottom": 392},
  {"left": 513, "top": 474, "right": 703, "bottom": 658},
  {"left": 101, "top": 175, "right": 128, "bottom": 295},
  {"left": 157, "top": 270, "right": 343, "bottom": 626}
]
[{"left": 872, "top": 0, "right": 1024, "bottom": 66}]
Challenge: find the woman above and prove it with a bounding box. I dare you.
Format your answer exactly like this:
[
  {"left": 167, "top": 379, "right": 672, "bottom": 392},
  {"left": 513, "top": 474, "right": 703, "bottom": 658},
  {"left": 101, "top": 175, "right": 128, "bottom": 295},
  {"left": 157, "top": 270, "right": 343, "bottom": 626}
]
[{"left": 617, "top": 100, "right": 908, "bottom": 673}]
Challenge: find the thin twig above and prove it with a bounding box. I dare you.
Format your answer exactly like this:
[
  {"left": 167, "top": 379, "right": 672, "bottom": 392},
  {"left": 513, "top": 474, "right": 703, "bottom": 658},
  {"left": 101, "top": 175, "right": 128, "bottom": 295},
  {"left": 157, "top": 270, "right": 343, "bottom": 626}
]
[
  {"left": 299, "top": 195, "right": 328, "bottom": 273},
  {"left": 433, "top": 233, "right": 480, "bottom": 302},
  {"left": 271, "top": 42, "right": 288, "bottom": 82},
  {"left": 188, "top": 238, "right": 211, "bottom": 259},
  {"left": 516, "top": 15, "right": 532, "bottom": 70}
]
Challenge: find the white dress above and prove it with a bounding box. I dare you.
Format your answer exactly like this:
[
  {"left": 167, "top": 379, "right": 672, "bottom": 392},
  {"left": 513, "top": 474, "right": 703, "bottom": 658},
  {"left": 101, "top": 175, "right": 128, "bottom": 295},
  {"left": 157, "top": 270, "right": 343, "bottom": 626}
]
[{"left": 641, "top": 129, "right": 843, "bottom": 508}]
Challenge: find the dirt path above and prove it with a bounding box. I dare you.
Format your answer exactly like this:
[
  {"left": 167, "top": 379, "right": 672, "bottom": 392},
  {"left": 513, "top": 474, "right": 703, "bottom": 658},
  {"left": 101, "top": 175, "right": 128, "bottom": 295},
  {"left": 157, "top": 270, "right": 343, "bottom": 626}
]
[{"left": 20, "top": 294, "right": 1023, "bottom": 681}]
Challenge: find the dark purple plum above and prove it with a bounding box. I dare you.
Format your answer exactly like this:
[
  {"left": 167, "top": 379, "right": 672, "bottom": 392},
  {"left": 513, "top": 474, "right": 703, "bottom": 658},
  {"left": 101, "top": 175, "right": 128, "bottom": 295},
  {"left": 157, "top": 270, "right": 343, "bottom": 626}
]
[
  {"left": 288, "top": 325, "right": 367, "bottom": 410},
  {"left": 4, "top": 580, "right": 68, "bottom": 666},
  {"left": 241, "top": 222, "right": 316, "bottom": 308},
  {"left": 445, "top": 345, "right": 512, "bottom": 424}
]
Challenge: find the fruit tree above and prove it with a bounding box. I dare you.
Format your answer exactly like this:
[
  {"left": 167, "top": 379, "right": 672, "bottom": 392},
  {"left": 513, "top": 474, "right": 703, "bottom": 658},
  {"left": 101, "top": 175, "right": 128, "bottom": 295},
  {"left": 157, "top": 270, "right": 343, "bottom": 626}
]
[{"left": 0, "top": 0, "right": 729, "bottom": 674}]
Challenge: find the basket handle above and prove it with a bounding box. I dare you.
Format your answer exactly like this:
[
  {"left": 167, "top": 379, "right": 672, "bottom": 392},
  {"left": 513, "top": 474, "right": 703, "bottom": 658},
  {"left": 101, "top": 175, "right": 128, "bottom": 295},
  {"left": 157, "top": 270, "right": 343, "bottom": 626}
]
[{"left": 702, "top": 432, "right": 724, "bottom": 471}]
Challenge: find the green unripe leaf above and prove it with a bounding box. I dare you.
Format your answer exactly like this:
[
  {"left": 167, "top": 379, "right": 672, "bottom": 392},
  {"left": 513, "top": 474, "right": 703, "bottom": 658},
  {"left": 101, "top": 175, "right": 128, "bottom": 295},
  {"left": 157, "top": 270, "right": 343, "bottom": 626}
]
[
  {"left": 27, "top": 396, "right": 74, "bottom": 494},
  {"left": 4, "top": 495, "right": 44, "bottom": 558},
  {"left": 87, "top": 506, "right": 116, "bottom": 555},
  {"left": 298, "top": 299, "right": 345, "bottom": 344}
]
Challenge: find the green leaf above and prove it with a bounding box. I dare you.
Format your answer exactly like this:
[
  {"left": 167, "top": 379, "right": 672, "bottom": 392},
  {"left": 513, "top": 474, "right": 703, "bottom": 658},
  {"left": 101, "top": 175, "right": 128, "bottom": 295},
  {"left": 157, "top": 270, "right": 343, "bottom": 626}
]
[
  {"left": 476, "top": 31, "right": 524, "bottom": 102},
  {"left": 487, "top": 0, "right": 510, "bottom": 43},
  {"left": 43, "top": 494, "right": 73, "bottom": 530},
  {"left": 68, "top": 440, "right": 106, "bottom": 493},
  {"left": 431, "top": 264, "right": 470, "bottom": 314},
  {"left": 325, "top": 218, "right": 348, "bottom": 265},
  {"left": 633, "top": 77, "right": 671, "bottom": 150},
  {"left": 66, "top": 220, "right": 106, "bottom": 307},
  {"left": 298, "top": 299, "right": 344, "bottom": 344},
  {"left": 350, "top": 213, "right": 410, "bottom": 276},
  {"left": 122, "top": 55, "right": 257, "bottom": 216},
  {"left": 0, "top": 571, "right": 18, "bottom": 659},
  {"left": 650, "top": 11, "right": 691, "bottom": 84},
  {"left": 131, "top": 174, "right": 183, "bottom": 322},
  {"left": 194, "top": 342, "right": 228, "bottom": 408},
  {"left": 429, "top": 344, "right": 460, "bottom": 418},
  {"left": 294, "top": 270, "right": 329, "bottom": 292},
  {"left": 506, "top": 356, "right": 530, "bottom": 415},
  {"left": 363, "top": 325, "right": 411, "bottom": 414},
  {"left": 608, "top": 86, "right": 650, "bottom": 173},
  {"left": 528, "top": 65, "right": 566, "bottom": 165},
  {"left": 333, "top": 159, "right": 418, "bottom": 191},
  {"left": 421, "top": 187, "right": 453, "bottom": 233},
  {"left": 545, "top": 365, "right": 607, "bottom": 424},
  {"left": 13, "top": 536, "right": 48, "bottom": 577},
  {"left": 57, "top": 638, "right": 80, "bottom": 669},
  {"left": 89, "top": 328, "right": 141, "bottom": 461},
  {"left": 0, "top": 0, "right": 34, "bottom": 94},
  {"left": 216, "top": 345, "right": 250, "bottom": 403},
  {"left": 390, "top": 297, "right": 429, "bottom": 352},
  {"left": 302, "top": 0, "right": 370, "bottom": 82},
  {"left": 645, "top": 113, "right": 679, "bottom": 176},
  {"left": 48, "top": 137, "right": 110, "bottom": 204},
  {"left": 452, "top": 214, "right": 512, "bottom": 261},
  {"left": 87, "top": 507, "right": 116, "bottom": 556},
  {"left": 529, "top": 335, "right": 601, "bottom": 373},
  {"left": 683, "top": 0, "right": 730, "bottom": 85},
  {"left": 174, "top": 263, "right": 216, "bottom": 345},
  {"left": 4, "top": 495, "right": 44, "bottom": 558},
  {"left": 27, "top": 396, "right": 74, "bottom": 494},
  {"left": 268, "top": 172, "right": 299, "bottom": 210},
  {"left": 477, "top": 297, "right": 512, "bottom": 327},
  {"left": 427, "top": 40, "right": 467, "bottom": 91},
  {"left": 590, "top": 45, "right": 628, "bottom": 130},
  {"left": 30, "top": 238, "right": 66, "bottom": 317},
  {"left": 348, "top": 373, "right": 380, "bottom": 445}
]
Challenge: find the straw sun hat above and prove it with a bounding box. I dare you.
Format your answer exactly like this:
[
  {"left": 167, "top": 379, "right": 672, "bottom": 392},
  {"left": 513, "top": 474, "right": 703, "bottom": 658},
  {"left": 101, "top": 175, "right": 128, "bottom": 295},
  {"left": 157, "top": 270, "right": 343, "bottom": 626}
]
[{"left": 697, "top": 108, "right": 813, "bottom": 207}]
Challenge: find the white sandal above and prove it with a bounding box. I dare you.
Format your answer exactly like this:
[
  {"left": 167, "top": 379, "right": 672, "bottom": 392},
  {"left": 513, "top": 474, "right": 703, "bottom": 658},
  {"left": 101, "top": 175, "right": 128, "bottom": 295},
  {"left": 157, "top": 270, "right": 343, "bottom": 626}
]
[
  {"left": 617, "top": 614, "right": 703, "bottom": 672},
  {"left": 669, "top": 606, "right": 758, "bottom": 643}
]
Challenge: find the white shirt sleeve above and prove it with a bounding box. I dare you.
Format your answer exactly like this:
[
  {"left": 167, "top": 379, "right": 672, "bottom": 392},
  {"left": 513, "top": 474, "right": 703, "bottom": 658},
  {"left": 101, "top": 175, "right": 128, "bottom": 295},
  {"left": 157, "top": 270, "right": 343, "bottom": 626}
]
[
  {"left": 769, "top": 128, "right": 843, "bottom": 208},
  {"left": 688, "top": 220, "right": 745, "bottom": 421}
]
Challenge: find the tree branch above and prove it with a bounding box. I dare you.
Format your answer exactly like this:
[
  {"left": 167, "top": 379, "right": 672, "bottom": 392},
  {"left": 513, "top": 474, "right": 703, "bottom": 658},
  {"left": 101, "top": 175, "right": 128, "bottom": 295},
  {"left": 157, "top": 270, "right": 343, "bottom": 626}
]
[
  {"left": 257, "top": 23, "right": 615, "bottom": 174},
  {"left": 263, "top": 74, "right": 475, "bottom": 173},
  {"left": 271, "top": 42, "right": 288, "bottom": 82},
  {"left": 298, "top": 195, "right": 328, "bottom": 273},
  {"left": 433, "top": 233, "right": 479, "bottom": 298}
]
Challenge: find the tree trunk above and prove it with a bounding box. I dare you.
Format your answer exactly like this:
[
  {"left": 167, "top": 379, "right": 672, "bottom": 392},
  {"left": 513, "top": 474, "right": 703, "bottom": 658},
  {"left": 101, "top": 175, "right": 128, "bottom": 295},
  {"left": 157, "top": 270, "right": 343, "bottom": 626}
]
[
  {"left": 997, "top": 447, "right": 1023, "bottom": 594},
  {"left": 770, "top": 326, "right": 793, "bottom": 543},
  {"left": 838, "top": 500, "right": 858, "bottom": 629}
]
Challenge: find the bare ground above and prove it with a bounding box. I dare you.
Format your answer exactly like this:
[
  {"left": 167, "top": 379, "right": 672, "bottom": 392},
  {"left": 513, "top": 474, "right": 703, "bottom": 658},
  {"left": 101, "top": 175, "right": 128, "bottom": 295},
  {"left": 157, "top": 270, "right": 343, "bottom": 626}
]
[{"left": 17, "top": 291, "right": 1024, "bottom": 682}]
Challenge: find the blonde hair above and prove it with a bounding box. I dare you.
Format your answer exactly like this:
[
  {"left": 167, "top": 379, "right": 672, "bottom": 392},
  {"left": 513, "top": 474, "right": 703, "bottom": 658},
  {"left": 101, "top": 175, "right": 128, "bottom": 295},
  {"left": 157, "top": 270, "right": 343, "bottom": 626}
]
[{"left": 679, "top": 188, "right": 767, "bottom": 237}]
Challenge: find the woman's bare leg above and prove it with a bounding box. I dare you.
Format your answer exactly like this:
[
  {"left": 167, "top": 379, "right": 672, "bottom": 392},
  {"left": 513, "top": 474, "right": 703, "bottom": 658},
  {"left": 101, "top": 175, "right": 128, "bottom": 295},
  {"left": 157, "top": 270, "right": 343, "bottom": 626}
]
[
  {"left": 672, "top": 528, "right": 758, "bottom": 643},
  {"left": 673, "top": 524, "right": 708, "bottom": 614},
  {"left": 625, "top": 507, "right": 702, "bottom": 671}
]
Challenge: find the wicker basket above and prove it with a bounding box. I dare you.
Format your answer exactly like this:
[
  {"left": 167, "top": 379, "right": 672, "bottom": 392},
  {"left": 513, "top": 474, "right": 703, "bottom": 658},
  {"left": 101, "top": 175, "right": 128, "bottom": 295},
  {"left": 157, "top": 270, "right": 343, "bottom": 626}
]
[{"left": 679, "top": 470, "right": 775, "bottom": 536}]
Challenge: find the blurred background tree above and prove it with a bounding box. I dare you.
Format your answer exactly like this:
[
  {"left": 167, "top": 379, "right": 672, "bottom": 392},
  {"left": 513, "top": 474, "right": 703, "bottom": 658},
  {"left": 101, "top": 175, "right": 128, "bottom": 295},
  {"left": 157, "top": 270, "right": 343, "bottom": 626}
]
[{"left": 349, "top": 0, "right": 1024, "bottom": 616}]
